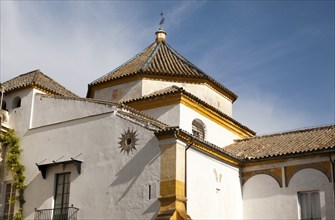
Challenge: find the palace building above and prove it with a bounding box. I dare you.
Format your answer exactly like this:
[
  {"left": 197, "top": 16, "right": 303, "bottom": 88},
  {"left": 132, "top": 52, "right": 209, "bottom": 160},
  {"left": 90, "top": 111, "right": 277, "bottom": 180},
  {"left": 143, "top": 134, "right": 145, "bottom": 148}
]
[{"left": 0, "top": 28, "right": 334, "bottom": 219}]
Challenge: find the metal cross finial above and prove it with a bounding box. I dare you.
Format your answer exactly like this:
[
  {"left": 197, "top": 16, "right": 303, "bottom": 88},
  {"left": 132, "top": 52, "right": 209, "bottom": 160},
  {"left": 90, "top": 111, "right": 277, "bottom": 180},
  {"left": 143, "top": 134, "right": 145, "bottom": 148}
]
[{"left": 159, "top": 12, "right": 165, "bottom": 29}]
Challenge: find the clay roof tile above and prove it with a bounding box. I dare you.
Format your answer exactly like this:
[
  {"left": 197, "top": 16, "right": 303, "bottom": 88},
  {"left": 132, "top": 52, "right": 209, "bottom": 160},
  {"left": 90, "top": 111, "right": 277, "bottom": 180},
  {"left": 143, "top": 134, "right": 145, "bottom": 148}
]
[{"left": 2, "top": 69, "right": 78, "bottom": 97}]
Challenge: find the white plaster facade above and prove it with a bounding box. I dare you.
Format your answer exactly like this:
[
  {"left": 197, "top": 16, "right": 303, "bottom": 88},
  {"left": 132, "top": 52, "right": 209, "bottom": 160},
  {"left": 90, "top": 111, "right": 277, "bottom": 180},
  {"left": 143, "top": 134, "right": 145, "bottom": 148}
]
[
  {"left": 92, "top": 79, "right": 233, "bottom": 116},
  {"left": 141, "top": 79, "right": 233, "bottom": 116},
  {"left": 187, "top": 148, "right": 243, "bottom": 219},
  {"left": 143, "top": 103, "right": 240, "bottom": 147},
  {"left": 93, "top": 80, "right": 142, "bottom": 103},
  {"left": 0, "top": 32, "right": 334, "bottom": 220},
  {"left": 1, "top": 90, "right": 162, "bottom": 219},
  {"left": 242, "top": 156, "right": 335, "bottom": 219}
]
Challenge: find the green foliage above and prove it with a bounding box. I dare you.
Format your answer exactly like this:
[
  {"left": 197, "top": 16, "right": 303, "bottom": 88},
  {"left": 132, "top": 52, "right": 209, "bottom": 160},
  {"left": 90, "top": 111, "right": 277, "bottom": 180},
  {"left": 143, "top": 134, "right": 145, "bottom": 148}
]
[
  {"left": 0, "top": 129, "right": 26, "bottom": 218},
  {"left": 14, "top": 209, "right": 24, "bottom": 220}
]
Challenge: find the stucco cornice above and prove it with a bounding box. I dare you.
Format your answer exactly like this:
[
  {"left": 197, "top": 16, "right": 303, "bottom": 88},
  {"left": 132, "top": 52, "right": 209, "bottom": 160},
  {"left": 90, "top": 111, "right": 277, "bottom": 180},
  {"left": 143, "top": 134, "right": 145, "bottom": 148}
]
[
  {"left": 124, "top": 87, "right": 254, "bottom": 138},
  {"left": 242, "top": 148, "right": 335, "bottom": 167},
  {"left": 87, "top": 73, "right": 237, "bottom": 102},
  {"left": 155, "top": 127, "right": 242, "bottom": 166}
]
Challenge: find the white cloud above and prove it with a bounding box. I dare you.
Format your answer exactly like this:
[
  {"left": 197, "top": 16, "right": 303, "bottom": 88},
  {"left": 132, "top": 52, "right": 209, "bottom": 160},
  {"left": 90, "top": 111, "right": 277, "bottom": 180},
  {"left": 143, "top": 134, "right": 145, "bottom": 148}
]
[
  {"left": 167, "top": 1, "right": 206, "bottom": 30},
  {"left": 1, "top": 1, "right": 332, "bottom": 134},
  {"left": 233, "top": 86, "right": 311, "bottom": 135},
  {"left": 0, "top": 1, "right": 153, "bottom": 97}
]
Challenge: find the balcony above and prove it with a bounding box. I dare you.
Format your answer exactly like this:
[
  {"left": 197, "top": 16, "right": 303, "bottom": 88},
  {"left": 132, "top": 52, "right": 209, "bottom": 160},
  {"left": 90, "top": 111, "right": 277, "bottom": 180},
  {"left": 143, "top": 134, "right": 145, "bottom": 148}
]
[{"left": 34, "top": 207, "right": 79, "bottom": 220}]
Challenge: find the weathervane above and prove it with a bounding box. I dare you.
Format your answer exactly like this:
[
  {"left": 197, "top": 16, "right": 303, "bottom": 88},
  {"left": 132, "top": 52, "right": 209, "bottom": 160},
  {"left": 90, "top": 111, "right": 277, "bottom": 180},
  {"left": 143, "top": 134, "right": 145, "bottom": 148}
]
[{"left": 159, "top": 12, "right": 165, "bottom": 29}]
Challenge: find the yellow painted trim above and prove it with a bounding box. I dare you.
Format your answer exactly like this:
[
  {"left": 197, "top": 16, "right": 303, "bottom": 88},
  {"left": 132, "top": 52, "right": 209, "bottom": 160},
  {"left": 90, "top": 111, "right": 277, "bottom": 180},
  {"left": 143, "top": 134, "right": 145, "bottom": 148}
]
[
  {"left": 127, "top": 93, "right": 181, "bottom": 111},
  {"left": 243, "top": 159, "right": 287, "bottom": 167},
  {"left": 194, "top": 142, "right": 241, "bottom": 166},
  {"left": 141, "top": 74, "right": 236, "bottom": 102},
  {"left": 156, "top": 133, "right": 176, "bottom": 141},
  {"left": 89, "top": 73, "right": 236, "bottom": 102},
  {"left": 32, "top": 85, "right": 57, "bottom": 96},
  {"left": 160, "top": 179, "right": 186, "bottom": 197},
  {"left": 127, "top": 93, "right": 253, "bottom": 138},
  {"left": 158, "top": 140, "right": 191, "bottom": 220},
  {"left": 243, "top": 154, "right": 331, "bottom": 168},
  {"left": 180, "top": 95, "right": 253, "bottom": 138},
  {"left": 242, "top": 168, "right": 283, "bottom": 187},
  {"left": 88, "top": 75, "right": 141, "bottom": 97},
  {"left": 285, "top": 161, "right": 332, "bottom": 186},
  {"left": 176, "top": 132, "right": 241, "bottom": 166}
]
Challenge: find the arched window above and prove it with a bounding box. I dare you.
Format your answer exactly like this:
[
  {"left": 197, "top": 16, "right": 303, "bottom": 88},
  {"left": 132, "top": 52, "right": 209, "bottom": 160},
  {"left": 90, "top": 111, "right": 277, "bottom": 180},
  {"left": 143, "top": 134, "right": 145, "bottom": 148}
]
[
  {"left": 12, "top": 97, "right": 21, "bottom": 108},
  {"left": 192, "top": 119, "right": 205, "bottom": 140}
]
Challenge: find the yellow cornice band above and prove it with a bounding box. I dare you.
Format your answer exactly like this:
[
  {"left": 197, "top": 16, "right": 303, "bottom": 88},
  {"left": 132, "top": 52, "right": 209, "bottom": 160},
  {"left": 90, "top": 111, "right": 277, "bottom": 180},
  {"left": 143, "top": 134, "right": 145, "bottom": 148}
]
[{"left": 127, "top": 93, "right": 253, "bottom": 138}]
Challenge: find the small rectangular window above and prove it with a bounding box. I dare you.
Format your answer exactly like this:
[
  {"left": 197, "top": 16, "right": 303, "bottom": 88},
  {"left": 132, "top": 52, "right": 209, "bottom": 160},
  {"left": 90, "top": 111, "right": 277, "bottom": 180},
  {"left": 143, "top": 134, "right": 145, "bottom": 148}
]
[
  {"left": 148, "top": 183, "right": 156, "bottom": 200},
  {"left": 298, "top": 191, "right": 321, "bottom": 220}
]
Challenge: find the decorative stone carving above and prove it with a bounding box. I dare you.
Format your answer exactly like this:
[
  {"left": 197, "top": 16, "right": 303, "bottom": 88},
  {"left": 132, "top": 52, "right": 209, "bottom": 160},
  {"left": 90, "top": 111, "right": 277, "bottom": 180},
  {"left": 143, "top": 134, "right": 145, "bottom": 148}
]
[{"left": 118, "top": 128, "right": 139, "bottom": 155}]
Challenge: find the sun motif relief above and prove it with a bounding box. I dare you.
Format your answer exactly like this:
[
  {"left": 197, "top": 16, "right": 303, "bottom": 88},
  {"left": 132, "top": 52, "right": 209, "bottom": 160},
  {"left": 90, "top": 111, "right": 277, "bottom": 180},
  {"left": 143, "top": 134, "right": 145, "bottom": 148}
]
[{"left": 118, "top": 129, "right": 139, "bottom": 154}]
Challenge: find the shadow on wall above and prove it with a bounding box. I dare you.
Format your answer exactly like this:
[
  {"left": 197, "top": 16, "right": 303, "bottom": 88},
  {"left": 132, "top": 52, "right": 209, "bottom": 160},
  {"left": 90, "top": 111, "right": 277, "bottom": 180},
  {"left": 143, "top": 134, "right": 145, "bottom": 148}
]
[
  {"left": 143, "top": 200, "right": 160, "bottom": 217},
  {"left": 243, "top": 168, "right": 331, "bottom": 200},
  {"left": 242, "top": 169, "right": 334, "bottom": 219},
  {"left": 109, "top": 136, "right": 160, "bottom": 202},
  {"left": 24, "top": 173, "right": 53, "bottom": 218},
  {"left": 24, "top": 165, "right": 80, "bottom": 218}
]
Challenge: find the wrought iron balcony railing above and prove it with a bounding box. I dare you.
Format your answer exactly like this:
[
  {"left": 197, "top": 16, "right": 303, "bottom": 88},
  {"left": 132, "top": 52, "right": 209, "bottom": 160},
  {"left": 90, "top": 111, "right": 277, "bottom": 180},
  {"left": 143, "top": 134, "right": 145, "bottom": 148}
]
[{"left": 34, "top": 207, "right": 79, "bottom": 220}]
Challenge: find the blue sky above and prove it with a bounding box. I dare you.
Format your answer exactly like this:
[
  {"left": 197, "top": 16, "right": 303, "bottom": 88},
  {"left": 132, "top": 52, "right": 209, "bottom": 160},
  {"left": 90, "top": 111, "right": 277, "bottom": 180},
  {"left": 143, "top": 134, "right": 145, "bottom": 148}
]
[{"left": 0, "top": 1, "right": 334, "bottom": 134}]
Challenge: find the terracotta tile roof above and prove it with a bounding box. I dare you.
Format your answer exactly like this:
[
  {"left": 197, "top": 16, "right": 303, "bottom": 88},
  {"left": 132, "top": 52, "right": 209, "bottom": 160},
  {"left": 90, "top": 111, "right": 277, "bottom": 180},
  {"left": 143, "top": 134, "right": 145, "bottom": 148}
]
[
  {"left": 122, "top": 85, "right": 255, "bottom": 136},
  {"left": 89, "top": 41, "right": 237, "bottom": 101},
  {"left": 2, "top": 69, "right": 78, "bottom": 97},
  {"left": 225, "top": 125, "right": 335, "bottom": 160}
]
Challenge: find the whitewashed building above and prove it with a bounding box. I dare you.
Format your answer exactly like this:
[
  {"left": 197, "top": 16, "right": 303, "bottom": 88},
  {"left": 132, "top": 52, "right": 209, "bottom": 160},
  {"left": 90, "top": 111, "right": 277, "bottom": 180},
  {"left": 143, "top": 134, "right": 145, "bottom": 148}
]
[{"left": 0, "top": 28, "right": 334, "bottom": 220}]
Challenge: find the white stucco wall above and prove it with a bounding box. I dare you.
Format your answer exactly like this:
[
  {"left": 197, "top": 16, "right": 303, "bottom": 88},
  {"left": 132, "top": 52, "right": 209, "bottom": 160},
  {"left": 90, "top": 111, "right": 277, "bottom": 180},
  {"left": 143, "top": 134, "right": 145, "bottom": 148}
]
[
  {"left": 143, "top": 103, "right": 240, "bottom": 147},
  {"left": 179, "top": 104, "right": 241, "bottom": 147},
  {"left": 243, "top": 158, "right": 335, "bottom": 219},
  {"left": 31, "top": 95, "right": 117, "bottom": 128},
  {"left": 142, "top": 79, "right": 233, "bottom": 116},
  {"left": 93, "top": 80, "right": 142, "bottom": 103},
  {"left": 187, "top": 148, "right": 243, "bottom": 219},
  {"left": 9, "top": 95, "right": 161, "bottom": 219},
  {"left": 3, "top": 88, "right": 43, "bottom": 136},
  {"left": 143, "top": 104, "right": 180, "bottom": 127}
]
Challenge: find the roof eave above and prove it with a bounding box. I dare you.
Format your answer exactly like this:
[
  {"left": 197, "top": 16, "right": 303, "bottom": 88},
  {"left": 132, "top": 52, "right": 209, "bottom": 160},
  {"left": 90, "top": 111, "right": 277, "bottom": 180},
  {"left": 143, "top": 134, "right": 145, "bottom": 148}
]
[
  {"left": 243, "top": 147, "right": 335, "bottom": 164},
  {"left": 123, "top": 87, "right": 255, "bottom": 136},
  {"left": 155, "top": 127, "right": 242, "bottom": 166}
]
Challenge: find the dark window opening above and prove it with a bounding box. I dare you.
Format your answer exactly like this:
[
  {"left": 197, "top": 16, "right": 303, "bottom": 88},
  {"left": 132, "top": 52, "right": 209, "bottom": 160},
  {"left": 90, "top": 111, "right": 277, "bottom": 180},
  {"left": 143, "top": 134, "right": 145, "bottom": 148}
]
[
  {"left": 12, "top": 97, "right": 21, "bottom": 109},
  {"left": 2, "top": 101, "right": 7, "bottom": 110},
  {"left": 54, "top": 173, "right": 71, "bottom": 220}
]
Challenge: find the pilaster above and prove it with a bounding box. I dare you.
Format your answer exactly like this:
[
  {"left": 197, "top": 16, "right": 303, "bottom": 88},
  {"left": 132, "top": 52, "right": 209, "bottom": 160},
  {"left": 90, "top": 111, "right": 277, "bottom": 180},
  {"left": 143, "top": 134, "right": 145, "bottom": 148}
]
[{"left": 156, "top": 137, "right": 191, "bottom": 220}]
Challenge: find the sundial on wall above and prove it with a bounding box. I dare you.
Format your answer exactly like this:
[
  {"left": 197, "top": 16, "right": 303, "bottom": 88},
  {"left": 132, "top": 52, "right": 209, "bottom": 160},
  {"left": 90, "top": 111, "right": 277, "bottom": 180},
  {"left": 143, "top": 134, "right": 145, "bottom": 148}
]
[{"left": 118, "top": 128, "right": 139, "bottom": 155}]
